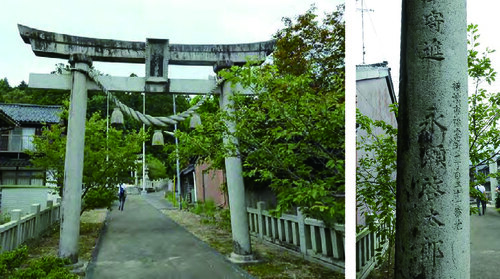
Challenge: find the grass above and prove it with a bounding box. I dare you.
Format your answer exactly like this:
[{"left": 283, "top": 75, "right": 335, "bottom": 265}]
[
  {"left": 162, "top": 205, "right": 344, "bottom": 279},
  {"left": 11, "top": 208, "right": 107, "bottom": 278},
  {"left": 165, "top": 191, "right": 179, "bottom": 207},
  {"left": 0, "top": 213, "right": 11, "bottom": 225},
  {"left": 360, "top": 245, "right": 395, "bottom": 279}
]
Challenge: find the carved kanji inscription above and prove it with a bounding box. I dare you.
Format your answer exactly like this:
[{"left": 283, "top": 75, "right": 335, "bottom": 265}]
[
  {"left": 418, "top": 109, "right": 447, "bottom": 171},
  {"left": 424, "top": 11, "right": 444, "bottom": 33},
  {"left": 422, "top": 38, "right": 445, "bottom": 60},
  {"left": 422, "top": 239, "right": 445, "bottom": 267}
]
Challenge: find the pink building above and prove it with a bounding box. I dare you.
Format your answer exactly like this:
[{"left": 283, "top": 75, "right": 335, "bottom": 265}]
[{"left": 194, "top": 162, "right": 228, "bottom": 208}]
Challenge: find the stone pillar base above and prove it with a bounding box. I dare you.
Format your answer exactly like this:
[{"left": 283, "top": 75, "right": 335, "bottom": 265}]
[
  {"left": 141, "top": 190, "right": 147, "bottom": 195},
  {"left": 228, "top": 252, "right": 259, "bottom": 264},
  {"left": 65, "top": 260, "right": 87, "bottom": 276}
]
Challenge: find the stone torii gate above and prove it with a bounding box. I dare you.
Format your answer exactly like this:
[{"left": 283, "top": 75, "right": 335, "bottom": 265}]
[{"left": 18, "top": 24, "right": 275, "bottom": 264}]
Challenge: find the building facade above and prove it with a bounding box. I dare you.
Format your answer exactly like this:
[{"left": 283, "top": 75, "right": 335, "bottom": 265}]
[
  {"left": 0, "top": 103, "right": 62, "bottom": 213},
  {"left": 356, "top": 62, "right": 398, "bottom": 225}
]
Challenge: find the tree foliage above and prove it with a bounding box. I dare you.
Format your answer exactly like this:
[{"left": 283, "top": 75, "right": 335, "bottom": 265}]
[
  {"left": 356, "top": 106, "right": 397, "bottom": 265},
  {"left": 0, "top": 70, "right": 70, "bottom": 105},
  {"left": 146, "top": 154, "right": 168, "bottom": 180},
  {"left": 28, "top": 110, "right": 144, "bottom": 213},
  {"left": 228, "top": 5, "right": 345, "bottom": 222},
  {"left": 467, "top": 24, "right": 500, "bottom": 199},
  {"left": 171, "top": 5, "right": 345, "bottom": 223},
  {"left": 170, "top": 95, "right": 226, "bottom": 171}
]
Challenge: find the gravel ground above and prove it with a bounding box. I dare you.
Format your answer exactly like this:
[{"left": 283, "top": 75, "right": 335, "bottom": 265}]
[
  {"left": 161, "top": 209, "right": 344, "bottom": 279},
  {"left": 80, "top": 209, "right": 108, "bottom": 224}
]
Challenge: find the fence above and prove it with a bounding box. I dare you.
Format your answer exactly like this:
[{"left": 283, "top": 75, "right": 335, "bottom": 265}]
[
  {"left": 356, "top": 226, "right": 389, "bottom": 279},
  {"left": 0, "top": 200, "right": 60, "bottom": 252},
  {"left": 247, "top": 201, "right": 345, "bottom": 272}
]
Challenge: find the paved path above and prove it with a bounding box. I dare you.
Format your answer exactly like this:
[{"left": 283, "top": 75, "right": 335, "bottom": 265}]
[
  {"left": 471, "top": 204, "right": 500, "bottom": 278},
  {"left": 86, "top": 192, "right": 253, "bottom": 279}
]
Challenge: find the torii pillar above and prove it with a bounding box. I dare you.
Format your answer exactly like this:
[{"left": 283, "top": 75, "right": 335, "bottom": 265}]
[
  {"left": 60, "top": 54, "right": 92, "bottom": 262},
  {"left": 395, "top": 0, "right": 469, "bottom": 277},
  {"left": 215, "top": 62, "right": 254, "bottom": 260}
]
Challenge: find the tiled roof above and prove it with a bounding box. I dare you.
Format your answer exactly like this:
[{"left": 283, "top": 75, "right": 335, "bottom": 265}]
[
  {"left": 0, "top": 108, "right": 18, "bottom": 127},
  {"left": 0, "top": 103, "right": 62, "bottom": 124}
]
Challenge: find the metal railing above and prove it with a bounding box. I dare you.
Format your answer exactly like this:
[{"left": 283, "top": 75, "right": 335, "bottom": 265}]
[
  {"left": 247, "top": 201, "right": 345, "bottom": 272},
  {"left": 0, "top": 135, "right": 35, "bottom": 152}
]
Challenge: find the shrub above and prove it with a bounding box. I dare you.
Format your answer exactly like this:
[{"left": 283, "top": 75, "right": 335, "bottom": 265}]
[
  {"left": 0, "top": 213, "right": 11, "bottom": 225},
  {"left": 218, "top": 209, "right": 232, "bottom": 231},
  {"left": 191, "top": 201, "right": 204, "bottom": 215},
  {"left": 165, "top": 191, "right": 178, "bottom": 207},
  {"left": 181, "top": 198, "right": 192, "bottom": 211},
  {"left": 9, "top": 256, "right": 76, "bottom": 279},
  {"left": 0, "top": 245, "right": 28, "bottom": 276},
  {"left": 202, "top": 199, "right": 216, "bottom": 219},
  {"left": 190, "top": 200, "right": 219, "bottom": 224},
  {"left": 82, "top": 186, "right": 117, "bottom": 211},
  {"left": 0, "top": 246, "right": 77, "bottom": 279}
]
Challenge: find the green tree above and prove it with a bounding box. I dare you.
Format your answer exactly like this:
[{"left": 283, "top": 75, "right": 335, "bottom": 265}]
[
  {"left": 356, "top": 107, "right": 397, "bottom": 267},
  {"left": 171, "top": 95, "right": 226, "bottom": 171},
  {"left": 146, "top": 155, "right": 168, "bottom": 180},
  {"left": 172, "top": 5, "right": 345, "bottom": 222},
  {"left": 17, "top": 80, "right": 28, "bottom": 90},
  {"left": 28, "top": 111, "right": 144, "bottom": 213},
  {"left": 0, "top": 78, "right": 12, "bottom": 103},
  {"left": 0, "top": 67, "right": 70, "bottom": 105},
  {"left": 226, "top": 5, "right": 345, "bottom": 222},
  {"left": 467, "top": 24, "right": 500, "bottom": 199}
]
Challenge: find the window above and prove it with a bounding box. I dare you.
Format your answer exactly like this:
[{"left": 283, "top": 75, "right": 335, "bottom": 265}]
[
  {"left": 0, "top": 128, "right": 36, "bottom": 152},
  {"left": 1, "top": 171, "right": 16, "bottom": 185},
  {"left": 0, "top": 170, "right": 44, "bottom": 186},
  {"left": 0, "top": 131, "right": 8, "bottom": 151},
  {"left": 17, "top": 171, "right": 31, "bottom": 185},
  {"left": 22, "top": 128, "right": 35, "bottom": 151},
  {"left": 9, "top": 128, "right": 22, "bottom": 151}
]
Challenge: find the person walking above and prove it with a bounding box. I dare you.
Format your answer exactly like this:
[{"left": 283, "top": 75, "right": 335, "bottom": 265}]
[
  {"left": 118, "top": 183, "right": 127, "bottom": 211},
  {"left": 475, "top": 184, "right": 487, "bottom": 216}
]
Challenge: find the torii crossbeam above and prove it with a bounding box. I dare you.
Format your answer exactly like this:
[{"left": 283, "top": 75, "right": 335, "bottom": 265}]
[
  {"left": 19, "top": 24, "right": 275, "bottom": 264},
  {"left": 19, "top": 24, "right": 275, "bottom": 65}
]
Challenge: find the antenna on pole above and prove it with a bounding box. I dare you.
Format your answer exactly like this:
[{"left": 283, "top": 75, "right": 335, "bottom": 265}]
[{"left": 358, "top": 0, "right": 374, "bottom": 64}]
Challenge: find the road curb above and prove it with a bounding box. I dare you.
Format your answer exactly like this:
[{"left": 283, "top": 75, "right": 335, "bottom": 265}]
[{"left": 84, "top": 208, "right": 112, "bottom": 279}]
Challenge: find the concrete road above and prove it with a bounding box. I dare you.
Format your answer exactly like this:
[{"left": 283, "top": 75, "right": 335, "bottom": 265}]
[
  {"left": 471, "top": 204, "right": 500, "bottom": 279},
  {"left": 86, "top": 192, "right": 253, "bottom": 279}
]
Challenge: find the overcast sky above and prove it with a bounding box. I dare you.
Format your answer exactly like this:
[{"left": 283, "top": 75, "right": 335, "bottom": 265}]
[
  {"left": 354, "top": 0, "right": 500, "bottom": 96},
  {"left": 0, "top": 0, "right": 342, "bottom": 87}
]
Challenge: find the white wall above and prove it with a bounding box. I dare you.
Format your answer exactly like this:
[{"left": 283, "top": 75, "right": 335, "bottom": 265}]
[
  {"left": 356, "top": 68, "right": 398, "bottom": 226},
  {"left": 1, "top": 188, "right": 48, "bottom": 215}
]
